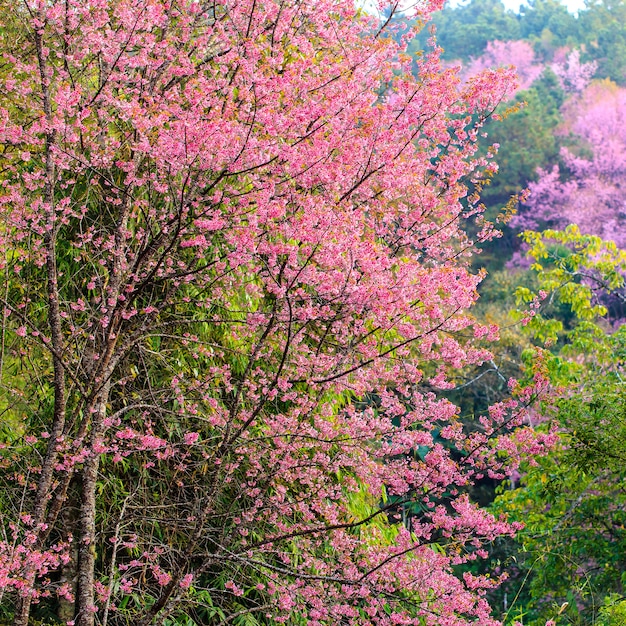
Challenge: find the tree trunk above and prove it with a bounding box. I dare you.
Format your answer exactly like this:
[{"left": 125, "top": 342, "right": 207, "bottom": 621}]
[
  {"left": 75, "top": 453, "right": 100, "bottom": 626},
  {"left": 58, "top": 497, "right": 79, "bottom": 622},
  {"left": 75, "top": 389, "right": 110, "bottom": 626}
]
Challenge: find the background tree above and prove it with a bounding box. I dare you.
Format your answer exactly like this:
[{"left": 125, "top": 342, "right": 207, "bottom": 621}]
[
  {"left": 578, "top": 0, "right": 626, "bottom": 84},
  {"left": 514, "top": 80, "right": 626, "bottom": 249},
  {"left": 518, "top": 0, "right": 578, "bottom": 56},
  {"left": 461, "top": 40, "right": 544, "bottom": 94},
  {"left": 407, "top": 0, "right": 521, "bottom": 61}
]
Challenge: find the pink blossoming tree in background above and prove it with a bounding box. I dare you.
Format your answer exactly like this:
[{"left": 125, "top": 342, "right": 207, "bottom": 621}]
[
  {"left": 461, "top": 40, "right": 544, "bottom": 97},
  {"left": 551, "top": 49, "right": 597, "bottom": 94},
  {"left": 515, "top": 80, "right": 626, "bottom": 249},
  {"left": 0, "top": 1, "right": 553, "bottom": 625}
]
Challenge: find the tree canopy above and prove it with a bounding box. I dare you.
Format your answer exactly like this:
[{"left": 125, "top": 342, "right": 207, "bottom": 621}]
[{"left": 0, "top": 1, "right": 552, "bottom": 625}]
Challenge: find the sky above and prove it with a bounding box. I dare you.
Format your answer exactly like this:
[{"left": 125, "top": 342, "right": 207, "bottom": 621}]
[
  {"left": 365, "top": 0, "right": 588, "bottom": 22},
  {"left": 472, "top": 0, "right": 586, "bottom": 12}
]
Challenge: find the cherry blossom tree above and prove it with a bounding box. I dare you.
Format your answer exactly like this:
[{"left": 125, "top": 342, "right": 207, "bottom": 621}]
[
  {"left": 0, "top": 1, "right": 552, "bottom": 625},
  {"left": 515, "top": 80, "right": 626, "bottom": 249},
  {"left": 461, "top": 40, "right": 544, "bottom": 96},
  {"left": 551, "top": 48, "right": 597, "bottom": 94}
]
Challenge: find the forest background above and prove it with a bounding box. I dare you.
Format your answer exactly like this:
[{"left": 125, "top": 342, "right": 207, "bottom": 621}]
[{"left": 2, "top": 0, "right": 626, "bottom": 625}]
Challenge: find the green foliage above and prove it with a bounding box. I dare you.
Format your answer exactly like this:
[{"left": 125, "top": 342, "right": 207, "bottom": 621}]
[
  {"left": 481, "top": 71, "right": 565, "bottom": 210},
  {"left": 494, "top": 432, "right": 626, "bottom": 625},
  {"left": 407, "top": 0, "right": 521, "bottom": 61},
  {"left": 488, "top": 227, "right": 626, "bottom": 625},
  {"left": 514, "top": 226, "right": 626, "bottom": 344},
  {"left": 519, "top": 0, "right": 579, "bottom": 54},
  {"left": 579, "top": 0, "right": 626, "bottom": 84},
  {"left": 598, "top": 595, "right": 626, "bottom": 626}
]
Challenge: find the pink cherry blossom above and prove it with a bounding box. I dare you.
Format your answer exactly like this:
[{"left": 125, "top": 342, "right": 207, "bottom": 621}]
[{"left": 0, "top": 1, "right": 548, "bottom": 625}]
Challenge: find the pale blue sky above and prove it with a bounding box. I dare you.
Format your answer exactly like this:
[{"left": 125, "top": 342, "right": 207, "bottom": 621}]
[
  {"left": 366, "top": 0, "right": 588, "bottom": 20},
  {"left": 478, "top": 0, "right": 586, "bottom": 13}
]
